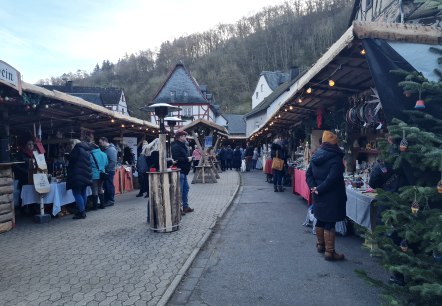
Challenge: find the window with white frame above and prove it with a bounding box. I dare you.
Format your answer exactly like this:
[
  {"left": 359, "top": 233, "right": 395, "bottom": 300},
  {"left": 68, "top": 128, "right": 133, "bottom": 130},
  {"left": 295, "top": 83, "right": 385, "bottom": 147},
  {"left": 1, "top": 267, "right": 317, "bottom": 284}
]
[{"left": 182, "top": 106, "right": 192, "bottom": 117}]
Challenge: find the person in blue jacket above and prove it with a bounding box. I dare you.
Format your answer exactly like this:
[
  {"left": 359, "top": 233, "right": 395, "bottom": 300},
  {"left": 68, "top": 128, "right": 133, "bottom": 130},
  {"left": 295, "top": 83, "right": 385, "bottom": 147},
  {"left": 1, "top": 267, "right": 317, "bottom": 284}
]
[
  {"left": 89, "top": 140, "right": 108, "bottom": 210},
  {"left": 306, "top": 131, "right": 346, "bottom": 261}
]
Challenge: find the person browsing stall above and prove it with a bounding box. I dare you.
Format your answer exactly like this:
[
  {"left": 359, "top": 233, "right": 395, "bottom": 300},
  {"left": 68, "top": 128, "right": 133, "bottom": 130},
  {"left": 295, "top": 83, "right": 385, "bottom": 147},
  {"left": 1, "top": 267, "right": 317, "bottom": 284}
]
[
  {"left": 66, "top": 139, "right": 92, "bottom": 220},
  {"left": 171, "top": 131, "right": 194, "bottom": 214},
  {"left": 306, "top": 130, "right": 346, "bottom": 261},
  {"left": 98, "top": 137, "right": 117, "bottom": 207}
]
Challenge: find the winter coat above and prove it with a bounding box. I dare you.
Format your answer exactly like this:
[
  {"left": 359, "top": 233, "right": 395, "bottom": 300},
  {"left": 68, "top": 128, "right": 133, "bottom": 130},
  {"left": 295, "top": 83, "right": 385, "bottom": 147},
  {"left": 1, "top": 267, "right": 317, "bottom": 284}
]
[
  {"left": 66, "top": 142, "right": 92, "bottom": 191},
  {"left": 171, "top": 141, "right": 191, "bottom": 175},
  {"left": 136, "top": 155, "right": 148, "bottom": 173},
  {"left": 270, "top": 143, "right": 285, "bottom": 160},
  {"left": 225, "top": 148, "right": 233, "bottom": 160},
  {"left": 103, "top": 143, "right": 117, "bottom": 172},
  {"left": 232, "top": 149, "right": 242, "bottom": 169},
  {"left": 306, "top": 143, "right": 347, "bottom": 222},
  {"left": 245, "top": 146, "right": 254, "bottom": 157},
  {"left": 90, "top": 148, "right": 108, "bottom": 180}
]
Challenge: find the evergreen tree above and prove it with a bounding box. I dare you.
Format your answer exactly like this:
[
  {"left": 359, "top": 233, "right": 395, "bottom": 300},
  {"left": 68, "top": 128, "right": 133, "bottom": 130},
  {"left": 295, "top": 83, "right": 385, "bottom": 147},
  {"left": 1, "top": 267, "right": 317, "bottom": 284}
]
[{"left": 358, "top": 57, "right": 442, "bottom": 305}]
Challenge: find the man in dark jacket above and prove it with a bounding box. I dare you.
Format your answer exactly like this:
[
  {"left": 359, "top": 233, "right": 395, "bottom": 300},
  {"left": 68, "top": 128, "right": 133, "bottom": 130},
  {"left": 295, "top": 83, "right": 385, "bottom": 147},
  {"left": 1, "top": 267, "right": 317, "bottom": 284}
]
[
  {"left": 244, "top": 143, "right": 254, "bottom": 171},
  {"left": 306, "top": 131, "right": 346, "bottom": 261},
  {"left": 225, "top": 145, "right": 233, "bottom": 170},
  {"left": 99, "top": 137, "right": 117, "bottom": 207},
  {"left": 171, "top": 130, "right": 194, "bottom": 213},
  {"left": 66, "top": 139, "right": 92, "bottom": 219}
]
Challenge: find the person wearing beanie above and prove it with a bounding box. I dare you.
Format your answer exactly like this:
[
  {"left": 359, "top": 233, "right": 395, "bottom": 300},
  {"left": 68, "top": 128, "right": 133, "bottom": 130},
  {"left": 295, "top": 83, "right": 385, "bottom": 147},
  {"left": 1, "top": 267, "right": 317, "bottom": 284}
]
[
  {"left": 306, "top": 130, "right": 346, "bottom": 261},
  {"left": 171, "top": 130, "right": 194, "bottom": 214}
]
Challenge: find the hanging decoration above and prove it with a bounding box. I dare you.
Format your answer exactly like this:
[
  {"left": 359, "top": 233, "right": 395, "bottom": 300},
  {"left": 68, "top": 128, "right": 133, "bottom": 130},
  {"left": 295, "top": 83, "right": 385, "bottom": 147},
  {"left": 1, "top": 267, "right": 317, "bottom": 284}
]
[
  {"left": 400, "top": 129, "right": 408, "bottom": 152},
  {"left": 400, "top": 239, "right": 408, "bottom": 252},
  {"left": 411, "top": 189, "right": 419, "bottom": 215},
  {"left": 316, "top": 107, "right": 323, "bottom": 129},
  {"left": 414, "top": 86, "right": 426, "bottom": 109}
]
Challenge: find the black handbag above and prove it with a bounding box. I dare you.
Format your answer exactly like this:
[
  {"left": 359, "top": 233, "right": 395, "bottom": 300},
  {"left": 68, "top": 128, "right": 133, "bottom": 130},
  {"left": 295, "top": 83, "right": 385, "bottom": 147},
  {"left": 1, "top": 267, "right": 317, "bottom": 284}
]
[{"left": 91, "top": 152, "right": 108, "bottom": 180}]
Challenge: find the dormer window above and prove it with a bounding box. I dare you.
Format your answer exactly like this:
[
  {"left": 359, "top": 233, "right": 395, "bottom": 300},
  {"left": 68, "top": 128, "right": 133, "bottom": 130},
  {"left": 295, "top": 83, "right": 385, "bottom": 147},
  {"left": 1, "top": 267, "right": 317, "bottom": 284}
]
[
  {"left": 170, "top": 91, "right": 176, "bottom": 102},
  {"left": 183, "top": 91, "right": 188, "bottom": 102},
  {"left": 261, "top": 84, "right": 264, "bottom": 92},
  {"left": 256, "top": 92, "right": 259, "bottom": 99}
]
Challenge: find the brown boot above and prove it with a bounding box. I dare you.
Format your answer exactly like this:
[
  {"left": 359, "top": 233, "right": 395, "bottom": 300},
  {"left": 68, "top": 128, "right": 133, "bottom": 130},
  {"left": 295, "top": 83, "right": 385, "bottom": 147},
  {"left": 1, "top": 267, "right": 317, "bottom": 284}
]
[
  {"left": 315, "top": 227, "right": 325, "bottom": 253},
  {"left": 324, "top": 229, "right": 345, "bottom": 261}
]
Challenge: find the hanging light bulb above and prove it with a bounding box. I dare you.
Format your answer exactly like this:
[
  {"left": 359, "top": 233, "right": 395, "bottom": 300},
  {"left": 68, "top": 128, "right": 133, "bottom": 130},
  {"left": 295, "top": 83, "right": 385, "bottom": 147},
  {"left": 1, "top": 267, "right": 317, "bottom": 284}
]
[
  {"left": 329, "top": 80, "right": 335, "bottom": 87},
  {"left": 121, "top": 124, "right": 125, "bottom": 128},
  {"left": 289, "top": 106, "right": 293, "bottom": 110},
  {"left": 298, "top": 98, "right": 303, "bottom": 103},
  {"left": 306, "top": 87, "right": 312, "bottom": 94},
  {"left": 111, "top": 118, "right": 115, "bottom": 123},
  {"left": 360, "top": 49, "right": 366, "bottom": 55}
]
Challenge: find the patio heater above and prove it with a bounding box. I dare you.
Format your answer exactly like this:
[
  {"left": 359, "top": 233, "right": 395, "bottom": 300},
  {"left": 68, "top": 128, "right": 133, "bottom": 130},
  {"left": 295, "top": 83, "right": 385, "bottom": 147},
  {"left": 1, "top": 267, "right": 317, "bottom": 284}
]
[{"left": 140, "top": 103, "right": 182, "bottom": 233}]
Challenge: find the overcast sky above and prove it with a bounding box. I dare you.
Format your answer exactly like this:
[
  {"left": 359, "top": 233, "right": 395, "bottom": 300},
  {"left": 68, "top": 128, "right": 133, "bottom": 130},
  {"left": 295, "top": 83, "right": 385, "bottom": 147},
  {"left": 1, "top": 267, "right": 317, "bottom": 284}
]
[{"left": 1, "top": 0, "right": 287, "bottom": 83}]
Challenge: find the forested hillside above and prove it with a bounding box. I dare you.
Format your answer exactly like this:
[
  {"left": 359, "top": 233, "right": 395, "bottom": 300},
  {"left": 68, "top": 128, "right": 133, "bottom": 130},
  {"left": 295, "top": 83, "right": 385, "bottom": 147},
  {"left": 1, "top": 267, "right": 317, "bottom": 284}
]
[{"left": 37, "top": 0, "right": 354, "bottom": 118}]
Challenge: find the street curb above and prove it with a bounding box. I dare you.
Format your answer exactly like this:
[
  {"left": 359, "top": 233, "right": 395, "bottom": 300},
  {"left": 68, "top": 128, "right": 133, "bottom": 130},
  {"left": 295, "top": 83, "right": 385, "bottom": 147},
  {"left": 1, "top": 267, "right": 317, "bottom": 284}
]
[{"left": 157, "top": 172, "right": 242, "bottom": 306}]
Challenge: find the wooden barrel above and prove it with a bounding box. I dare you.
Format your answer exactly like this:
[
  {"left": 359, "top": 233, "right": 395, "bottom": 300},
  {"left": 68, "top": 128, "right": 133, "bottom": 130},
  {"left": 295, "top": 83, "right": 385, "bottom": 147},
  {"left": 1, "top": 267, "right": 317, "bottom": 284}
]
[
  {"left": 0, "top": 163, "right": 17, "bottom": 234},
  {"left": 147, "top": 170, "right": 181, "bottom": 233}
]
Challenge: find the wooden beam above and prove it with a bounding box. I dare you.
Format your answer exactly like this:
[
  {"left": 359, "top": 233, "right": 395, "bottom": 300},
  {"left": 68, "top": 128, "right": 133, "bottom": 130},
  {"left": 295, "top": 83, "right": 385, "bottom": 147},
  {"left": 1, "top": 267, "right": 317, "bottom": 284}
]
[{"left": 353, "top": 21, "right": 442, "bottom": 45}]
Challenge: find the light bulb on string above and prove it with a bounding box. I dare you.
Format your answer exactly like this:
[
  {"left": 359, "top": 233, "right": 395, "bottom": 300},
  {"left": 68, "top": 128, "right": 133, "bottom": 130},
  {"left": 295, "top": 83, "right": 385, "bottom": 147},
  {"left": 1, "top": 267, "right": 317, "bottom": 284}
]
[
  {"left": 306, "top": 87, "right": 312, "bottom": 94},
  {"left": 111, "top": 118, "right": 115, "bottom": 123},
  {"left": 298, "top": 98, "right": 303, "bottom": 103},
  {"left": 360, "top": 49, "right": 366, "bottom": 55},
  {"left": 289, "top": 106, "right": 293, "bottom": 110},
  {"left": 329, "top": 80, "right": 335, "bottom": 87}
]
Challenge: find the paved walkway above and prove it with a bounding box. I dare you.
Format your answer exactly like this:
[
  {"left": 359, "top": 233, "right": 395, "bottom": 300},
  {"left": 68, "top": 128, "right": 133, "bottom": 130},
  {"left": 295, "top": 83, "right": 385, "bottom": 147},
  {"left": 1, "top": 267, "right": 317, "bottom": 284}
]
[
  {"left": 0, "top": 171, "right": 240, "bottom": 306},
  {"left": 169, "top": 171, "right": 387, "bottom": 306}
]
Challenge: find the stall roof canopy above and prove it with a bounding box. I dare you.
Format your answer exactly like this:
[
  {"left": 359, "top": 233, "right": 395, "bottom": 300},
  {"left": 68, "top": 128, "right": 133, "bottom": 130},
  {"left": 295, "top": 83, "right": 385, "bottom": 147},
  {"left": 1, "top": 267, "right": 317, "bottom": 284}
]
[
  {"left": 249, "top": 21, "right": 442, "bottom": 140},
  {"left": 181, "top": 119, "right": 228, "bottom": 134},
  {"left": 6, "top": 82, "right": 159, "bottom": 139}
]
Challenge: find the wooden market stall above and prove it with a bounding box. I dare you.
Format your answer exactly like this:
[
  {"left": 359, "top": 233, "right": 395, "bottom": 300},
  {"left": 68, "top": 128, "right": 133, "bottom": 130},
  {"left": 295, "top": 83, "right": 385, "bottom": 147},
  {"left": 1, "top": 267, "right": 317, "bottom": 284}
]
[
  {"left": 248, "top": 21, "right": 442, "bottom": 232},
  {"left": 0, "top": 75, "right": 160, "bottom": 230},
  {"left": 181, "top": 119, "right": 229, "bottom": 184}
]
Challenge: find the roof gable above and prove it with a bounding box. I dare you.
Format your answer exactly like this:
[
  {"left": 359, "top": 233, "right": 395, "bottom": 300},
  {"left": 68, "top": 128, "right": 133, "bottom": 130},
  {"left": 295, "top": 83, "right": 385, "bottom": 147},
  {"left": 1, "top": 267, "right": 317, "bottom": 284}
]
[
  {"left": 41, "top": 84, "right": 123, "bottom": 105},
  {"left": 262, "top": 71, "right": 290, "bottom": 91},
  {"left": 224, "top": 114, "right": 246, "bottom": 134},
  {"left": 153, "top": 63, "right": 208, "bottom": 104}
]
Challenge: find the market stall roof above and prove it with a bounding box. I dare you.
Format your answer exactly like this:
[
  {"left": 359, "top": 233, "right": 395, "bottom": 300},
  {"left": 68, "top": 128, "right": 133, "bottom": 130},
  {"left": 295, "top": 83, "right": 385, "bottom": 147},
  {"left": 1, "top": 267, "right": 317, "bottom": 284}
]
[
  {"left": 5, "top": 82, "right": 159, "bottom": 140},
  {"left": 180, "top": 119, "right": 229, "bottom": 134},
  {"left": 249, "top": 21, "right": 442, "bottom": 141}
]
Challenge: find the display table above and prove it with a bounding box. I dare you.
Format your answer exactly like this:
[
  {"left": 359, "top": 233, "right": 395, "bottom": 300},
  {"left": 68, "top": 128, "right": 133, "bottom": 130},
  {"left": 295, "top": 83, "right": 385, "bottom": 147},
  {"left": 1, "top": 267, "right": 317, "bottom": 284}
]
[
  {"left": 114, "top": 166, "right": 133, "bottom": 195},
  {"left": 293, "top": 169, "right": 312, "bottom": 204},
  {"left": 264, "top": 159, "right": 273, "bottom": 175},
  {"left": 346, "top": 188, "right": 376, "bottom": 231},
  {"left": 21, "top": 182, "right": 92, "bottom": 216}
]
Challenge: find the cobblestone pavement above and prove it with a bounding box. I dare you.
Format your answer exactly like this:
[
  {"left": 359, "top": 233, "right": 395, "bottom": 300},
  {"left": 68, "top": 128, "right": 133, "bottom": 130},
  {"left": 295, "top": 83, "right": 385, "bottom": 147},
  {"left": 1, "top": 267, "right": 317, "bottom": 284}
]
[{"left": 0, "top": 171, "right": 240, "bottom": 306}]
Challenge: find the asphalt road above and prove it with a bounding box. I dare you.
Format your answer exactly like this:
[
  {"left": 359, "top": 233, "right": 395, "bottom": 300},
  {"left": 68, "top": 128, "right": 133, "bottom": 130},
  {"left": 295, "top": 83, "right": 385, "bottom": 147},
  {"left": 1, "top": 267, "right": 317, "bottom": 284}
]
[{"left": 169, "top": 170, "right": 387, "bottom": 306}]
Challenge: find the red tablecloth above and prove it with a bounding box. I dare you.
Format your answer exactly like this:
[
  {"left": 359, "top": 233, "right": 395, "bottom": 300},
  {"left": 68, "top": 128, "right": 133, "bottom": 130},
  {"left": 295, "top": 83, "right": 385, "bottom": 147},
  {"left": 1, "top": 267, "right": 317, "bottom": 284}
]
[
  {"left": 293, "top": 169, "right": 312, "bottom": 204},
  {"left": 113, "top": 167, "right": 122, "bottom": 195},
  {"left": 122, "top": 167, "right": 133, "bottom": 192},
  {"left": 264, "top": 159, "right": 273, "bottom": 175}
]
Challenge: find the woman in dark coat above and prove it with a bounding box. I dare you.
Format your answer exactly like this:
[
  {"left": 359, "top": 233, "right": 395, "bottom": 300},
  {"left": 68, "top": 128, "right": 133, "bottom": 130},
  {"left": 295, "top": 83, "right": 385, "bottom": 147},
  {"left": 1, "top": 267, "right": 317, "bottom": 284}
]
[
  {"left": 232, "top": 146, "right": 242, "bottom": 171},
  {"left": 306, "top": 131, "right": 346, "bottom": 261},
  {"left": 66, "top": 139, "right": 92, "bottom": 219},
  {"left": 271, "top": 139, "right": 285, "bottom": 192}
]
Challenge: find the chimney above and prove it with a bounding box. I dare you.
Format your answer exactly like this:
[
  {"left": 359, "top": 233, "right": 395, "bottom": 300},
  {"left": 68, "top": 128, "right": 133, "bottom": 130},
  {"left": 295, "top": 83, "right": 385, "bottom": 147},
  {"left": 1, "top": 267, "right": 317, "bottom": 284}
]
[
  {"left": 66, "top": 80, "right": 73, "bottom": 92},
  {"left": 290, "top": 67, "right": 299, "bottom": 80}
]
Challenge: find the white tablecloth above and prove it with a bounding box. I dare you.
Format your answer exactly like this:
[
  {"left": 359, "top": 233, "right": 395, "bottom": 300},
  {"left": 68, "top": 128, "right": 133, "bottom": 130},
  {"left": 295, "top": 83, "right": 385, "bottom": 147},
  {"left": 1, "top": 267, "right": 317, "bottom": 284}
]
[{"left": 21, "top": 182, "right": 92, "bottom": 216}]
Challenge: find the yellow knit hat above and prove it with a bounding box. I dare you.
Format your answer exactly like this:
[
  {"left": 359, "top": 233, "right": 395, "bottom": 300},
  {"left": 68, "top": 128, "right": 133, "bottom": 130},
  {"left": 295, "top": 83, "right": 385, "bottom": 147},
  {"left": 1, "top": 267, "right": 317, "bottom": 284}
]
[{"left": 322, "top": 130, "right": 338, "bottom": 145}]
